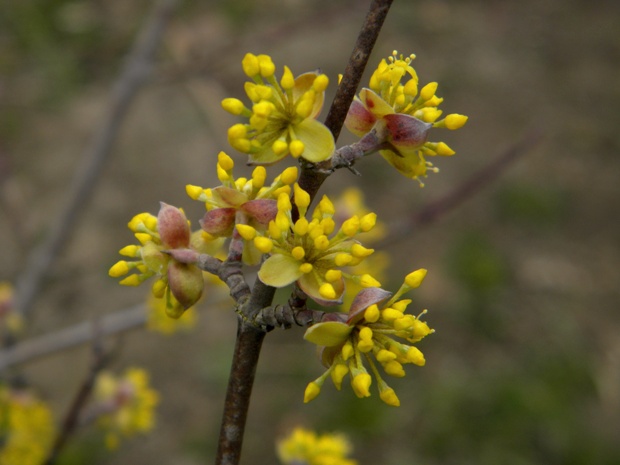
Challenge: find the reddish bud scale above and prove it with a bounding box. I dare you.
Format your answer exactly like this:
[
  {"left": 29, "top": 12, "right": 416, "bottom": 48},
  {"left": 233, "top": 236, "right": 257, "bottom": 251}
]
[
  {"left": 241, "top": 199, "right": 278, "bottom": 224},
  {"left": 383, "top": 114, "right": 431, "bottom": 150},
  {"left": 157, "top": 203, "right": 190, "bottom": 249},
  {"left": 200, "top": 208, "right": 236, "bottom": 236},
  {"left": 167, "top": 262, "right": 204, "bottom": 309}
]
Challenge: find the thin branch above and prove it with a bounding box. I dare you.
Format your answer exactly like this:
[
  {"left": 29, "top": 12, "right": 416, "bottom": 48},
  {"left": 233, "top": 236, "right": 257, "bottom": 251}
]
[
  {"left": 0, "top": 304, "right": 145, "bottom": 372},
  {"left": 323, "top": 0, "right": 394, "bottom": 142},
  {"left": 297, "top": 0, "right": 394, "bottom": 206},
  {"left": 44, "top": 326, "right": 107, "bottom": 465},
  {"left": 0, "top": 292, "right": 233, "bottom": 372},
  {"left": 14, "top": 0, "right": 179, "bottom": 318}
]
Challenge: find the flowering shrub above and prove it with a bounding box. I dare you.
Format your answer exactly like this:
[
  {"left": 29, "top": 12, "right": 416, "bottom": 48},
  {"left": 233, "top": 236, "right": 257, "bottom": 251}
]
[
  {"left": 3, "top": 2, "right": 488, "bottom": 464},
  {"left": 109, "top": 50, "right": 466, "bottom": 413}
]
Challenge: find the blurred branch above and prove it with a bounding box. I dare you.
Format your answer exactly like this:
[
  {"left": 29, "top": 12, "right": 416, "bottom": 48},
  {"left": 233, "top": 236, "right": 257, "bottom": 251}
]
[
  {"left": 14, "top": 0, "right": 179, "bottom": 317},
  {"left": 0, "top": 150, "right": 29, "bottom": 253},
  {"left": 44, "top": 328, "right": 107, "bottom": 465},
  {"left": 159, "top": 0, "right": 362, "bottom": 83},
  {"left": 0, "top": 304, "right": 145, "bottom": 372},
  {"left": 379, "top": 128, "right": 544, "bottom": 247},
  {"left": 0, "top": 292, "right": 231, "bottom": 371}
]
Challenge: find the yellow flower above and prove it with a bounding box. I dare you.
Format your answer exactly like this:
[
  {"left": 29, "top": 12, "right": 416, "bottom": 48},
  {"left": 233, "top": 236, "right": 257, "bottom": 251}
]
[
  {"left": 109, "top": 205, "right": 217, "bottom": 319},
  {"left": 222, "top": 53, "right": 335, "bottom": 165},
  {"left": 277, "top": 427, "right": 357, "bottom": 465},
  {"left": 303, "top": 270, "right": 433, "bottom": 405},
  {"left": 241, "top": 186, "right": 378, "bottom": 305},
  {"left": 187, "top": 155, "right": 298, "bottom": 265},
  {"left": 0, "top": 386, "right": 56, "bottom": 465},
  {"left": 344, "top": 51, "right": 468, "bottom": 184},
  {"left": 330, "top": 188, "right": 390, "bottom": 310},
  {"left": 94, "top": 367, "right": 160, "bottom": 449}
]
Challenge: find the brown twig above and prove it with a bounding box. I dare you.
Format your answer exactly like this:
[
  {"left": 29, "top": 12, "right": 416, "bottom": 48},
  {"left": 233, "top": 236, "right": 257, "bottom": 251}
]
[
  {"left": 14, "top": 0, "right": 179, "bottom": 318},
  {"left": 0, "top": 291, "right": 233, "bottom": 372},
  {"left": 0, "top": 304, "right": 145, "bottom": 372},
  {"left": 213, "top": 2, "right": 393, "bottom": 464},
  {"left": 297, "top": 0, "right": 394, "bottom": 204},
  {"left": 43, "top": 324, "right": 107, "bottom": 465}
]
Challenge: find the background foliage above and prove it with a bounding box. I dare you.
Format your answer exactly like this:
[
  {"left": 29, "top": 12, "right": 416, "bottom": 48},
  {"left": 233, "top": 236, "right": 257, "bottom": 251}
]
[{"left": 1, "top": 0, "right": 619, "bottom": 464}]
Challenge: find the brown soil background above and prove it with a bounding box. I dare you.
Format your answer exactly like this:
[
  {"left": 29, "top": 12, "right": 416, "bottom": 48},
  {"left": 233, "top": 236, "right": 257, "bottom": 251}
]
[{"left": 1, "top": 0, "right": 619, "bottom": 464}]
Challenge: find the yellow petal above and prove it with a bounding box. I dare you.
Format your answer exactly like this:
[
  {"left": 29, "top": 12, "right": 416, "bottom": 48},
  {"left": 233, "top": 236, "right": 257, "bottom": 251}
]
[
  {"left": 294, "top": 119, "right": 335, "bottom": 163},
  {"left": 258, "top": 254, "right": 302, "bottom": 287},
  {"left": 359, "top": 88, "right": 395, "bottom": 118},
  {"left": 304, "top": 321, "right": 353, "bottom": 346}
]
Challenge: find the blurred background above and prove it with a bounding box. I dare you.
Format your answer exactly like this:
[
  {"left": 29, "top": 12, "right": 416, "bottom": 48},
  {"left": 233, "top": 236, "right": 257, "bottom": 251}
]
[{"left": 1, "top": 0, "right": 619, "bottom": 464}]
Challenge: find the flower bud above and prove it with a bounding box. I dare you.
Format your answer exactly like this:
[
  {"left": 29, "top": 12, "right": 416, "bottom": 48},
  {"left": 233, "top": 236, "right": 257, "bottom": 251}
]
[
  {"left": 279, "top": 166, "right": 299, "bottom": 185},
  {"left": 351, "top": 373, "right": 372, "bottom": 398},
  {"left": 304, "top": 381, "right": 321, "bottom": 403},
  {"left": 241, "top": 53, "right": 260, "bottom": 77},
  {"left": 330, "top": 364, "right": 348, "bottom": 390},
  {"left": 444, "top": 113, "right": 468, "bottom": 130},
  {"left": 379, "top": 386, "right": 400, "bottom": 407},
  {"left": 405, "top": 268, "right": 427, "bottom": 288}
]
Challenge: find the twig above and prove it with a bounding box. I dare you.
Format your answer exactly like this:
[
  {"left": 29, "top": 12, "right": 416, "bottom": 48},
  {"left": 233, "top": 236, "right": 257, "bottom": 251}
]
[
  {"left": 215, "top": 318, "right": 267, "bottom": 465},
  {"left": 44, "top": 324, "right": 107, "bottom": 465},
  {"left": 297, "top": 0, "right": 394, "bottom": 205},
  {"left": 213, "top": 2, "right": 394, "bottom": 464},
  {"left": 14, "top": 0, "right": 179, "bottom": 318},
  {"left": 0, "top": 291, "right": 233, "bottom": 371},
  {"left": 0, "top": 304, "right": 145, "bottom": 372},
  {"left": 379, "top": 128, "right": 544, "bottom": 247}
]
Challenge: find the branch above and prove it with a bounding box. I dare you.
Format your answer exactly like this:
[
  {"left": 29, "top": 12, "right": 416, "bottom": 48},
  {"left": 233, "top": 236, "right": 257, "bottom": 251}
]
[
  {"left": 214, "top": 3, "right": 394, "bottom": 464},
  {"left": 14, "top": 0, "right": 179, "bottom": 318},
  {"left": 0, "top": 292, "right": 233, "bottom": 372},
  {"left": 297, "top": 0, "right": 394, "bottom": 204},
  {"left": 0, "top": 305, "right": 145, "bottom": 371},
  {"left": 44, "top": 330, "right": 107, "bottom": 465}
]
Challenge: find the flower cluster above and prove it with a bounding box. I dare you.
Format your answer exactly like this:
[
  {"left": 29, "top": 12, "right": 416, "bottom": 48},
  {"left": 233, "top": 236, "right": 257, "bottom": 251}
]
[
  {"left": 108, "top": 204, "right": 216, "bottom": 318},
  {"left": 222, "top": 53, "right": 335, "bottom": 165},
  {"left": 345, "top": 50, "right": 468, "bottom": 183},
  {"left": 0, "top": 386, "right": 55, "bottom": 465},
  {"left": 93, "top": 367, "right": 159, "bottom": 450},
  {"left": 235, "top": 185, "right": 380, "bottom": 305},
  {"left": 303, "top": 269, "right": 433, "bottom": 406},
  {"left": 277, "top": 427, "right": 357, "bottom": 465},
  {"left": 187, "top": 151, "right": 297, "bottom": 265}
]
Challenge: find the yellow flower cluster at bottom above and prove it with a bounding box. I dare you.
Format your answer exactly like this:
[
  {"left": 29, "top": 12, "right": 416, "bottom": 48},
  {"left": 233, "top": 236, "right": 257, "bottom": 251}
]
[
  {"left": 0, "top": 386, "right": 56, "bottom": 465},
  {"left": 277, "top": 427, "right": 357, "bottom": 465},
  {"left": 94, "top": 367, "right": 159, "bottom": 450}
]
